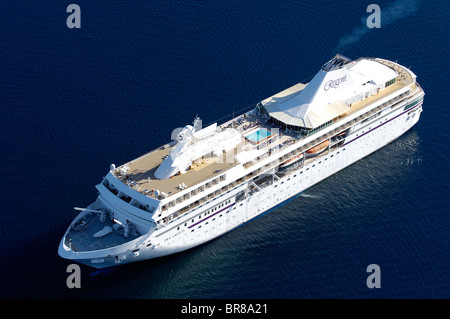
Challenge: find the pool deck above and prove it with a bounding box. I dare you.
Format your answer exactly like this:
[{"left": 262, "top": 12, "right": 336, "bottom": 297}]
[{"left": 245, "top": 127, "right": 272, "bottom": 144}]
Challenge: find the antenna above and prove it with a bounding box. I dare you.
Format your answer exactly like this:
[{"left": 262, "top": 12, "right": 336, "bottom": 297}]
[{"left": 193, "top": 116, "right": 202, "bottom": 132}]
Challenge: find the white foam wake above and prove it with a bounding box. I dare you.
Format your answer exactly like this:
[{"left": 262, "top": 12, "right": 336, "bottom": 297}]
[{"left": 334, "top": 0, "right": 421, "bottom": 52}]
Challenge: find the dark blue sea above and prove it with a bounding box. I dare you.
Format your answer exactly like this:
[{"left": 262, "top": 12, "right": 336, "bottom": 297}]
[{"left": 1, "top": 0, "right": 449, "bottom": 299}]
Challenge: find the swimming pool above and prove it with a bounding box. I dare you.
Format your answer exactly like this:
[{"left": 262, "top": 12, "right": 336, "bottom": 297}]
[{"left": 245, "top": 127, "right": 272, "bottom": 143}]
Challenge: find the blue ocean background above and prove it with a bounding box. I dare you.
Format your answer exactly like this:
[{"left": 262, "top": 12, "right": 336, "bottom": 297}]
[{"left": 1, "top": 0, "right": 449, "bottom": 298}]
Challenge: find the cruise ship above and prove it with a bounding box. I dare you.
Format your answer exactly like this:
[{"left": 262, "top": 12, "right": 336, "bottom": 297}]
[{"left": 58, "top": 55, "right": 424, "bottom": 268}]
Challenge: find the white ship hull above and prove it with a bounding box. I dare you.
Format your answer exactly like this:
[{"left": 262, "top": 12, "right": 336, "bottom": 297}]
[{"left": 59, "top": 92, "right": 423, "bottom": 268}]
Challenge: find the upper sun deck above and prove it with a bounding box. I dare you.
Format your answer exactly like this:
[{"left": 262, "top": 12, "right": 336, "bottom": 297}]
[{"left": 111, "top": 111, "right": 297, "bottom": 201}]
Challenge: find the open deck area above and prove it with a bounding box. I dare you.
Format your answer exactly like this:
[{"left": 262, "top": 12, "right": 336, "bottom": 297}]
[
  {"left": 348, "top": 80, "right": 407, "bottom": 115},
  {"left": 112, "top": 111, "right": 296, "bottom": 200},
  {"left": 120, "top": 146, "right": 237, "bottom": 198}
]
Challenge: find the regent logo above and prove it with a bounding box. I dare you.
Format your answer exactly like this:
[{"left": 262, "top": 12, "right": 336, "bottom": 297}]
[{"left": 324, "top": 75, "right": 347, "bottom": 91}]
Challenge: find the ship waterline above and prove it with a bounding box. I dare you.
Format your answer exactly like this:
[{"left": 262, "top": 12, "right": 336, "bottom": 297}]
[{"left": 58, "top": 55, "right": 424, "bottom": 268}]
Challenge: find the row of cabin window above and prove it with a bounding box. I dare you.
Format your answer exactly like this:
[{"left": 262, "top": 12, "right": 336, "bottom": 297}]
[
  {"left": 164, "top": 166, "right": 260, "bottom": 216},
  {"left": 163, "top": 175, "right": 226, "bottom": 210},
  {"left": 177, "top": 199, "right": 232, "bottom": 230}
]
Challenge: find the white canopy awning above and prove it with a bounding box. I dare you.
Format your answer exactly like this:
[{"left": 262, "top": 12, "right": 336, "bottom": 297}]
[{"left": 262, "top": 57, "right": 397, "bottom": 129}]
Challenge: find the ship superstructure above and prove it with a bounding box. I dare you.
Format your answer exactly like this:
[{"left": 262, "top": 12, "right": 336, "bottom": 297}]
[{"left": 59, "top": 56, "right": 424, "bottom": 268}]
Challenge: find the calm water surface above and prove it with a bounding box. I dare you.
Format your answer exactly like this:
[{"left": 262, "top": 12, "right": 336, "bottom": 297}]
[{"left": 1, "top": 0, "right": 449, "bottom": 298}]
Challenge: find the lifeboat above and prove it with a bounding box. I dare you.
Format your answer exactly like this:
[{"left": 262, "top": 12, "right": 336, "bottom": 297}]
[
  {"left": 278, "top": 153, "right": 304, "bottom": 173},
  {"left": 279, "top": 153, "right": 304, "bottom": 169},
  {"left": 306, "top": 140, "right": 329, "bottom": 154},
  {"left": 334, "top": 131, "right": 346, "bottom": 138}
]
